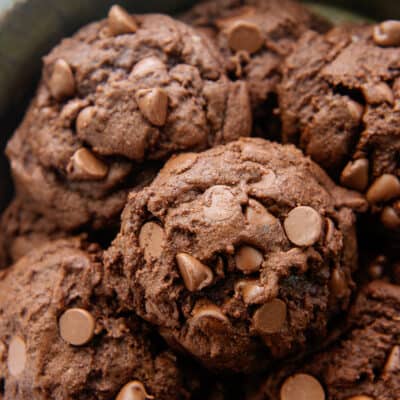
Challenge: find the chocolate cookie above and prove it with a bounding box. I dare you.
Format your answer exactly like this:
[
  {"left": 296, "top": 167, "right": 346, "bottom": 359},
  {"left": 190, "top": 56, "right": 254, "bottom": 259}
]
[
  {"left": 181, "top": 0, "right": 330, "bottom": 136},
  {"left": 0, "top": 238, "right": 198, "bottom": 400},
  {"left": 279, "top": 24, "right": 400, "bottom": 232},
  {"left": 6, "top": 5, "right": 251, "bottom": 231},
  {"left": 255, "top": 281, "right": 400, "bottom": 400},
  {"left": 104, "top": 138, "right": 366, "bottom": 373},
  {"left": 0, "top": 198, "right": 65, "bottom": 269}
]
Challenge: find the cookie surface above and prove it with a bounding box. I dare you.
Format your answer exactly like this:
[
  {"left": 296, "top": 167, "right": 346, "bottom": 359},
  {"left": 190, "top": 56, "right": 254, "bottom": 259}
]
[
  {"left": 105, "top": 138, "right": 366, "bottom": 373},
  {"left": 279, "top": 25, "right": 400, "bottom": 232},
  {"left": 0, "top": 198, "right": 65, "bottom": 269},
  {"left": 182, "top": 0, "right": 330, "bottom": 136},
  {"left": 256, "top": 281, "right": 400, "bottom": 400},
  {"left": 6, "top": 8, "right": 251, "bottom": 231},
  {"left": 0, "top": 238, "right": 197, "bottom": 400}
]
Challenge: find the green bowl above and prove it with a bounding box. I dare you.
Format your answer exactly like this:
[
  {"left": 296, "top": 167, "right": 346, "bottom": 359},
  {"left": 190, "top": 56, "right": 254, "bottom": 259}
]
[{"left": 0, "top": 0, "right": 390, "bottom": 210}]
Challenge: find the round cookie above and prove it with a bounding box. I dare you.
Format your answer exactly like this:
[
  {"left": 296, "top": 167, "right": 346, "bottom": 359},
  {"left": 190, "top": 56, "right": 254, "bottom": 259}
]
[
  {"left": 181, "top": 0, "right": 330, "bottom": 136},
  {"left": 255, "top": 281, "right": 400, "bottom": 400},
  {"left": 6, "top": 5, "right": 252, "bottom": 231},
  {"left": 279, "top": 24, "right": 400, "bottom": 232},
  {"left": 0, "top": 238, "right": 197, "bottom": 399},
  {"left": 104, "top": 138, "right": 367, "bottom": 373}
]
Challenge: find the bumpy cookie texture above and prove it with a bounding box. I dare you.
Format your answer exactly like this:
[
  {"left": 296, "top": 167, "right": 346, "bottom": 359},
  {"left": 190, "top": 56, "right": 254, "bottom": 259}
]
[
  {"left": 256, "top": 281, "right": 400, "bottom": 400},
  {"left": 279, "top": 25, "right": 400, "bottom": 232},
  {"left": 182, "top": 0, "right": 330, "bottom": 136},
  {"left": 105, "top": 138, "right": 366, "bottom": 373},
  {"left": 6, "top": 6, "right": 251, "bottom": 231},
  {"left": 0, "top": 198, "right": 65, "bottom": 269},
  {"left": 0, "top": 238, "right": 195, "bottom": 400}
]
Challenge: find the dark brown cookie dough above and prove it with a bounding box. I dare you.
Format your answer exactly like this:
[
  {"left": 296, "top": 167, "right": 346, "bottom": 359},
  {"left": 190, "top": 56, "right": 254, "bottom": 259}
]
[
  {"left": 279, "top": 24, "right": 400, "bottom": 232},
  {"left": 6, "top": 6, "right": 251, "bottom": 231},
  {"left": 0, "top": 198, "right": 65, "bottom": 269},
  {"left": 104, "top": 138, "right": 366, "bottom": 373},
  {"left": 254, "top": 281, "right": 400, "bottom": 400},
  {"left": 0, "top": 238, "right": 198, "bottom": 400},
  {"left": 181, "top": 0, "right": 330, "bottom": 136}
]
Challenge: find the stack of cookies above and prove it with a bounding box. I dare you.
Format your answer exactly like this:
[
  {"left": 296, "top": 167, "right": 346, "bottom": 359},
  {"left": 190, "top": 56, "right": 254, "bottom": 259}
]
[{"left": 0, "top": 1, "right": 398, "bottom": 399}]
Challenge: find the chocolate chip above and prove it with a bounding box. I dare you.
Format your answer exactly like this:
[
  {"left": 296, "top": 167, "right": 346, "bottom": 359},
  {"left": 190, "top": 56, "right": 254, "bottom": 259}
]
[
  {"left": 284, "top": 206, "right": 323, "bottom": 247},
  {"left": 215, "top": 6, "right": 256, "bottom": 29},
  {"left": 176, "top": 253, "right": 214, "bottom": 291},
  {"left": 131, "top": 57, "right": 167, "bottom": 79},
  {"left": 383, "top": 345, "right": 400, "bottom": 375},
  {"left": 236, "top": 280, "right": 264, "bottom": 304},
  {"left": 245, "top": 199, "right": 277, "bottom": 227},
  {"left": 324, "top": 218, "right": 336, "bottom": 244},
  {"left": 191, "top": 304, "right": 228, "bottom": 324},
  {"left": 373, "top": 20, "right": 400, "bottom": 46},
  {"left": 346, "top": 99, "right": 364, "bottom": 122},
  {"left": 227, "top": 21, "right": 264, "bottom": 54},
  {"left": 369, "top": 264, "right": 384, "bottom": 280},
  {"left": 235, "top": 246, "right": 263, "bottom": 274},
  {"left": 136, "top": 88, "right": 168, "bottom": 126},
  {"left": 280, "top": 374, "right": 325, "bottom": 400},
  {"left": 49, "top": 59, "right": 75, "bottom": 100},
  {"left": 330, "top": 268, "right": 348, "bottom": 298},
  {"left": 204, "top": 186, "right": 240, "bottom": 221},
  {"left": 67, "top": 148, "right": 108, "bottom": 180},
  {"left": 340, "top": 158, "right": 369, "bottom": 192},
  {"left": 253, "top": 298, "right": 287, "bottom": 334},
  {"left": 108, "top": 5, "right": 137, "bottom": 36},
  {"left": 139, "top": 222, "right": 166, "bottom": 262},
  {"left": 162, "top": 153, "right": 198, "bottom": 175},
  {"left": 366, "top": 174, "right": 400, "bottom": 204},
  {"left": 381, "top": 206, "right": 400, "bottom": 230},
  {"left": 362, "top": 82, "right": 394, "bottom": 104},
  {"left": 368, "top": 255, "right": 387, "bottom": 280},
  {"left": 249, "top": 171, "right": 278, "bottom": 197},
  {"left": 116, "top": 380, "right": 154, "bottom": 400},
  {"left": 7, "top": 336, "right": 26, "bottom": 377},
  {"left": 59, "top": 308, "right": 95, "bottom": 346},
  {"left": 76, "top": 106, "right": 95, "bottom": 134}
]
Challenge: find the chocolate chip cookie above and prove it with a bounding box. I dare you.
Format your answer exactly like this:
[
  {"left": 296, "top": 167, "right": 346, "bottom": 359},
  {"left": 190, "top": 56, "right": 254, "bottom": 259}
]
[
  {"left": 104, "top": 138, "right": 366, "bottom": 373},
  {"left": 6, "top": 6, "right": 251, "bottom": 231},
  {"left": 255, "top": 281, "right": 400, "bottom": 400},
  {"left": 279, "top": 24, "right": 400, "bottom": 232},
  {"left": 182, "top": 0, "right": 330, "bottom": 136},
  {"left": 0, "top": 238, "right": 198, "bottom": 399}
]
